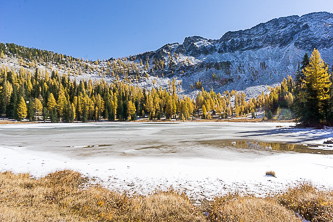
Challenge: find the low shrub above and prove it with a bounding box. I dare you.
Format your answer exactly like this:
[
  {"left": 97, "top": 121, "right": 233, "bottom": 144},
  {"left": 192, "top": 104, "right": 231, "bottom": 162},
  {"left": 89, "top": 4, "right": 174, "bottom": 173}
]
[{"left": 266, "top": 171, "right": 276, "bottom": 177}]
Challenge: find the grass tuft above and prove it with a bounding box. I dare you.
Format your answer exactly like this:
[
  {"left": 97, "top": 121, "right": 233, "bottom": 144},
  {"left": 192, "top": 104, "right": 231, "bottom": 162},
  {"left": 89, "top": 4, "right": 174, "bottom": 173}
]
[
  {"left": 266, "top": 171, "right": 276, "bottom": 177},
  {"left": 275, "top": 183, "right": 333, "bottom": 221},
  {"left": 208, "top": 194, "right": 299, "bottom": 222}
]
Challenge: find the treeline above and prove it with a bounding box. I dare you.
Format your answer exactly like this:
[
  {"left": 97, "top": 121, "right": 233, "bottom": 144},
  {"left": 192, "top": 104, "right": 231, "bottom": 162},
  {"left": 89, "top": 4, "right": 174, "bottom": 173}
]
[
  {"left": 0, "top": 42, "right": 194, "bottom": 83},
  {"left": 0, "top": 64, "right": 283, "bottom": 122},
  {"left": 0, "top": 42, "right": 145, "bottom": 80}
]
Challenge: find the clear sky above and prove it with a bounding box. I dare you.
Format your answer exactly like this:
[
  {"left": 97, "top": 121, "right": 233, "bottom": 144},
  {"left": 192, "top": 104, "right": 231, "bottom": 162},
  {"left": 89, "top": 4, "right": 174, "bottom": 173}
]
[{"left": 1, "top": 0, "right": 332, "bottom": 60}]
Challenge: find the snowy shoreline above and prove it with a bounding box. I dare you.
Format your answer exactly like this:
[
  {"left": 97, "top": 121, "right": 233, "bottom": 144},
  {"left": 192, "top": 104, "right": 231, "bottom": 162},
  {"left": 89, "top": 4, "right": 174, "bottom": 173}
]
[{"left": 1, "top": 122, "right": 333, "bottom": 201}]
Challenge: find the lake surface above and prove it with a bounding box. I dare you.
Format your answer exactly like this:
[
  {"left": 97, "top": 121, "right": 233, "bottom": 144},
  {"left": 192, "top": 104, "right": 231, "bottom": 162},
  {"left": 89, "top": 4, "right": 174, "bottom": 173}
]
[
  {"left": 1, "top": 121, "right": 333, "bottom": 200},
  {"left": 0, "top": 122, "right": 332, "bottom": 159}
]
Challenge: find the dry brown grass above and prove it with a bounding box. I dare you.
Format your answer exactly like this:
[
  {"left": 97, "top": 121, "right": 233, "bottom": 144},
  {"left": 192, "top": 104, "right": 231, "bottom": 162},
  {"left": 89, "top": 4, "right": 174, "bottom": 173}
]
[
  {"left": 0, "top": 170, "right": 206, "bottom": 221},
  {"left": 276, "top": 183, "right": 333, "bottom": 221},
  {"left": 207, "top": 194, "right": 300, "bottom": 222},
  {"left": 1, "top": 170, "right": 333, "bottom": 221}
]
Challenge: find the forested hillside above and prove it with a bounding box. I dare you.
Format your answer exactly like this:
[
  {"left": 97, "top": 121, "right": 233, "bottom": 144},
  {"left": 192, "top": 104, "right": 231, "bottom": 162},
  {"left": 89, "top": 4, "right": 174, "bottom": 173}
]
[{"left": 0, "top": 41, "right": 293, "bottom": 122}]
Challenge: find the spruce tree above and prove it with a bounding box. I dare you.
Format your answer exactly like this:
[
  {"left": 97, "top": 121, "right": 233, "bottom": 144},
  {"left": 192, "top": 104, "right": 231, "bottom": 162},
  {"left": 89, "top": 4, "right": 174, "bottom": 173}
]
[
  {"left": 1, "top": 81, "right": 13, "bottom": 115},
  {"left": 27, "top": 98, "right": 34, "bottom": 121},
  {"left": 8, "top": 85, "right": 18, "bottom": 119},
  {"left": 50, "top": 107, "right": 58, "bottom": 123},
  {"left": 42, "top": 107, "right": 49, "bottom": 122},
  {"left": 294, "top": 53, "right": 310, "bottom": 123}
]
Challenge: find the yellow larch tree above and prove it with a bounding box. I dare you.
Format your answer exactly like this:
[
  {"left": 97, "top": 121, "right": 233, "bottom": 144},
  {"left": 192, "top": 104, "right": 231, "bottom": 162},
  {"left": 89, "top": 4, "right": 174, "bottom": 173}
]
[
  {"left": 17, "top": 97, "right": 27, "bottom": 120},
  {"left": 47, "top": 93, "right": 57, "bottom": 112}
]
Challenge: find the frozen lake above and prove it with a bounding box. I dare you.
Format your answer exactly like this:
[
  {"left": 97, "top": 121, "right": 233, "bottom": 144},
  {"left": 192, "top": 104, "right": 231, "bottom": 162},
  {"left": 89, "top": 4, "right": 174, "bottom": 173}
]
[{"left": 1, "top": 122, "right": 333, "bottom": 201}]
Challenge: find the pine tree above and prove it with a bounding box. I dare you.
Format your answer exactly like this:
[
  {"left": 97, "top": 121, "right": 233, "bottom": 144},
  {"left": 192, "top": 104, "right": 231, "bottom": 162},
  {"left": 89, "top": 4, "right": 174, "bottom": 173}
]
[
  {"left": 27, "top": 98, "right": 34, "bottom": 121},
  {"left": 265, "top": 110, "right": 273, "bottom": 120},
  {"left": 17, "top": 97, "right": 27, "bottom": 121},
  {"left": 63, "top": 102, "right": 74, "bottom": 123},
  {"left": 298, "top": 49, "right": 332, "bottom": 126},
  {"left": 8, "top": 85, "right": 18, "bottom": 119},
  {"left": 50, "top": 107, "right": 58, "bottom": 123},
  {"left": 42, "top": 107, "right": 49, "bottom": 122},
  {"left": 296, "top": 53, "right": 310, "bottom": 86},
  {"left": 294, "top": 53, "right": 310, "bottom": 122}
]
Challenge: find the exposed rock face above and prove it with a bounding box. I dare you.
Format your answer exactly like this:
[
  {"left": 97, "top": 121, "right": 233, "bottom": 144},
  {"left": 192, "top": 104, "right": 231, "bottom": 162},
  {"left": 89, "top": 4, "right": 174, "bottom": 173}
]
[
  {"left": 132, "top": 12, "right": 333, "bottom": 97},
  {"left": 217, "top": 15, "right": 301, "bottom": 52}
]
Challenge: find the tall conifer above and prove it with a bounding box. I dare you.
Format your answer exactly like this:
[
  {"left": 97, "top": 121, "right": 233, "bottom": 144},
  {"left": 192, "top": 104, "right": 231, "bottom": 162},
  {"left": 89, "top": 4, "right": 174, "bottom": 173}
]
[
  {"left": 17, "top": 97, "right": 27, "bottom": 120},
  {"left": 299, "top": 49, "right": 332, "bottom": 125}
]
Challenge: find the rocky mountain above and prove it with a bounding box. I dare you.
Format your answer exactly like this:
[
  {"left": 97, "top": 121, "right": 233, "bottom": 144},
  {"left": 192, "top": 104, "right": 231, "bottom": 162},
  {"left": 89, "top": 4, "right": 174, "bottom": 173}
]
[
  {"left": 131, "top": 11, "right": 333, "bottom": 98},
  {"left": 1, "top": 12, "right": 333, "bottom": 99}
]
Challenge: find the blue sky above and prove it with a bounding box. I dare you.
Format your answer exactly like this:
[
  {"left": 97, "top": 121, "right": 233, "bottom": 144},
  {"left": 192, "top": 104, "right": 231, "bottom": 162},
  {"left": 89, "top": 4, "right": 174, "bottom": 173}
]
[{"left": 1, "top": 0, "right": 332, "bottom": 60}]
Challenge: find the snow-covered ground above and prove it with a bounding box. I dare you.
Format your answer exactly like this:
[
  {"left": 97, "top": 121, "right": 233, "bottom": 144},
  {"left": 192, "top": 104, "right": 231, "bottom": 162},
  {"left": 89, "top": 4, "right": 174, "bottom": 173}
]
[{"left": 1, "top": 122, "right": 333, "bottom": 202}]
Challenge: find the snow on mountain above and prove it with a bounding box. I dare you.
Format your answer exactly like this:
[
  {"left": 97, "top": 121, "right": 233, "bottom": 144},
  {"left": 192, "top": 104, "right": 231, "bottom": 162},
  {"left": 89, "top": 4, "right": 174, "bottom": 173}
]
[
  {"left": 131, "top": 12, "right": 333, "bottom": 98},
  {"left": 1, "top": 12, "right": 333, "bottom": 99}
]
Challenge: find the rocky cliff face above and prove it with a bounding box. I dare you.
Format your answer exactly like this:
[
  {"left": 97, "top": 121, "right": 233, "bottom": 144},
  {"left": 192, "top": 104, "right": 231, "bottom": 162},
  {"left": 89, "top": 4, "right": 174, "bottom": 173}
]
[
  {"left": 131, "top": 12, "right": 333, "bottom": 98},
  {"left": 217, "top": 12, "right": 333, "bottom": 52}
]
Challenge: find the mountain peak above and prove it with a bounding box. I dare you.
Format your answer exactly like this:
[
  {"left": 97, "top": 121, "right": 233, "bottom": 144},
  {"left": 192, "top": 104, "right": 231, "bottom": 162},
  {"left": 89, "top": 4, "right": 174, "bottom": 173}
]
[{"left": 300, "top": 11, "right": 333, "bottom": 20}]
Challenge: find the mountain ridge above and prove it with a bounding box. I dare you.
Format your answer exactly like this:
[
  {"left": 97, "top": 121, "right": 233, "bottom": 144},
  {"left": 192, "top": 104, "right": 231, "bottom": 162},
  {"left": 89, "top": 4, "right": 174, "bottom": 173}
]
[
  {"left": 129, "top": 11, "right": 333, "bottom": 98},
  {"left": 1, "top": 11, "right": 333, "bottom": 99}
]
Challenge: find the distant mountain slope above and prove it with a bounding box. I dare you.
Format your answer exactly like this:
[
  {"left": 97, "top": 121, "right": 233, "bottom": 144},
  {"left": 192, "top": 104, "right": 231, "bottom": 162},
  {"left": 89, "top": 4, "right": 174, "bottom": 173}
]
[
  {"left": 131, "top": 11, "right": 333, "bottom": 97},
  {"left": 1, "top": 12, "right": 333, "bottom": 99}
]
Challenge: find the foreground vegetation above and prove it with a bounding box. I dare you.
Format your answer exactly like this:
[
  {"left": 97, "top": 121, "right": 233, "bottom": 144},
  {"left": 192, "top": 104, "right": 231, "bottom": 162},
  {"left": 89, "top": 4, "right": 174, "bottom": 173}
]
[{"left": 0, "top": 170, "right": 332, "bottom": 221}]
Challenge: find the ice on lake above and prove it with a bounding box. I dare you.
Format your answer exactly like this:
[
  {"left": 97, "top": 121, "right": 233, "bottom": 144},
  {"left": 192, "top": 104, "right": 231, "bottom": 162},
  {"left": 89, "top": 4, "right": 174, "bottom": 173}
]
[{"left": 1, "top": 122, "right": 333, "bottom": 200}]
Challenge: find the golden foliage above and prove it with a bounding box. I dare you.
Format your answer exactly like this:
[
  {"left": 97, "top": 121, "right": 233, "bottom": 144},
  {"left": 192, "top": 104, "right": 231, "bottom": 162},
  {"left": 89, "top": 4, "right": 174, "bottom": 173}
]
[
  {"left": 303, "top": 48, "right": 332, "bottom": 101},
  {"left": 16, "top": 96, "right": 27, "bottom": 120}
]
